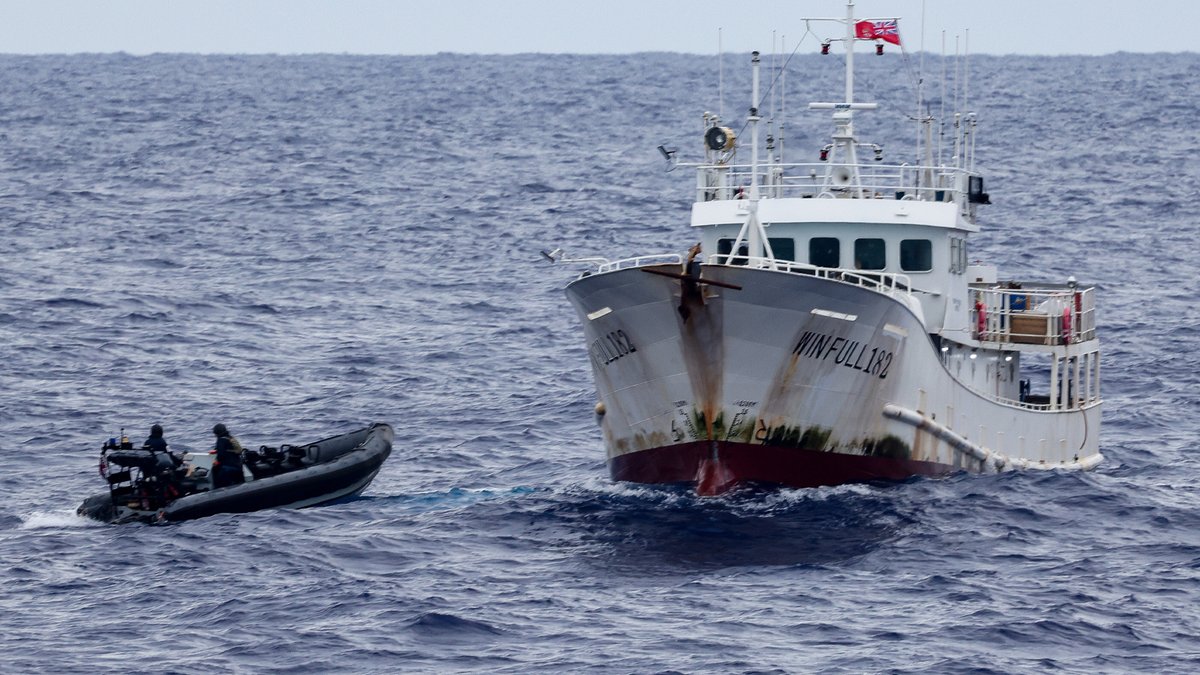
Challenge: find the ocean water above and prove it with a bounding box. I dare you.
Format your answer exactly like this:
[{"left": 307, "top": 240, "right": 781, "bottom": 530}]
[{"left": 1, "top": 50, "right": 1199, "bottom": 673}]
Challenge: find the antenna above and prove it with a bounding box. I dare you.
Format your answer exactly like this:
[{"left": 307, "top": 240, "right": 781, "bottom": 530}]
[
  {"left": 954, "top": 33, "right": 961, "bottom": 169},
  {"left": 939, "top": 30, "right": 946, "bottom": 167},
  {"left": 771, "top": 30, "right": 780, "bottom": 176},
  {"left": 965, "top": 28, "right": 971, "bottom": 113},
  {"left": 780, "top": 34, "right": 786, "bottom": 166},
  {"left": 955, "top": 34, "right": 962, "bottom": 120},
  {"left": 770, "top": 30, "right": 777, "bottom": 165},
  {"left": 965, "top": 29, "right": 972, "bottom": 171},
  {"left": 917, "top": 0, "right": 926, "bottom": 167},
  {"left": 657, "top": 144, "right": 678, "bottom": 171}
]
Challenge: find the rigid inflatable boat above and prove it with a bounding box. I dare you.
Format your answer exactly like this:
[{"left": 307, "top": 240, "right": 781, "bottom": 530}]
[{"left": 78, "top": 423, "right": 393, "bottom": 524}]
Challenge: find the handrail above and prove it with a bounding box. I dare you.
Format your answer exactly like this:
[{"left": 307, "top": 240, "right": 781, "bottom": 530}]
[
  {"left": 691, "top": 160, "right": 978, "bottom": 205},
  {"left": 594, "top": 254, "right": 682, "bottom": 274},
  {"left": 971, "top": 285, "right": 1097, "bottom": 346},
  {"left": 587, "top": 252, "right": 911, "bottom": 297},
  {"left": 975, "top": 389, "right": 1101, "bottom": 413},
  {"left": 718, "top": 256, "right": 913, "bottom": 296}
]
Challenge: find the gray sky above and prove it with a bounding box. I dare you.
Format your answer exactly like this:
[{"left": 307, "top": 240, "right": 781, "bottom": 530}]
[{"left": 1, "top": 1, "right": 1194, "bottom": 56}]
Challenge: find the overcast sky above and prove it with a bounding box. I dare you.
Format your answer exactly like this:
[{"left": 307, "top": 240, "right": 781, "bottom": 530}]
[{"left": 1, "top": 1, "right": 1194, "bottom": 57}]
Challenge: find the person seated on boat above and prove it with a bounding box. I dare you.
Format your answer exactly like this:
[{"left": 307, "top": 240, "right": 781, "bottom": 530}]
[
  {"left": 135, "top": 423, "right": 191, "bottom": 502},
  {"left": 143, "top": 423, "right": 186, "bottom": 475},
  {"left": 211, "top": 423, "right": 245, "bottom": 489},
  {"left": 143, "top": 424, "right": 169, "bottom": 453}
]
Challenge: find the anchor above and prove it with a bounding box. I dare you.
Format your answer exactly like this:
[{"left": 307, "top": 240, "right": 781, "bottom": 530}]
[{"left": 641, "top": 243, "right": 742, "bottom": 321}]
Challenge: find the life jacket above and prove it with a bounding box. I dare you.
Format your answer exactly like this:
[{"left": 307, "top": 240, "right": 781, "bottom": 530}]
[{"left": 214, "top": 435, "right": 245, "bottom": 469}]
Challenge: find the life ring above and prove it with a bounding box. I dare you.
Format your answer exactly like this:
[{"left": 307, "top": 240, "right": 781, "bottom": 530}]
[
  {"left": 975, "top": 300, "right": 986, "bottom": 339},
  {"left": 1061, "top": 306, "right": 1072, "bottom": 345}
]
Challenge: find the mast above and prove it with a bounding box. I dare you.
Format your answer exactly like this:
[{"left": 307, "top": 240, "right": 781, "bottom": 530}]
[
  {"left": 746, "top": 51, "right": 763, "bottom": 265},
  {"left": 727, "top": 51, "right": 775, "bottom": 267},
  {"left": 845, "top": 0, "right": 855, "bottom": 105},
  {"left": 749, "top": 51, "right": 761, "bottom": 202},
  {"left": 806, "top": 0, "right": 875, "bottom": 198}
]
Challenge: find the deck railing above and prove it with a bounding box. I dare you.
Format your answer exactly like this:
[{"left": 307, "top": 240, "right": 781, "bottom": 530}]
[
  {"left": 594, "top": 254, "right": 682, "bottom": 274},
  {"left": 694, "top": 161, "right": 979, "bottom": 205},
  {"left": 722, "top": 256, "right": 913, "bottom": 296},
  {"left": 591, "top": 253, "right": 911, "bottom": 297},
  {"left": 971, "top": 285, "right": 1097, "bottom": 346}
]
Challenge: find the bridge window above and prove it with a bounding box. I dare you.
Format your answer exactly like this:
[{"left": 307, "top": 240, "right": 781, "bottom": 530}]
[
  {"left": 717, "top": 237, "right": 796, "bottom": 264},
  {"left": 769, "top": 238, "right": 795, "bottom": 262},
  {"left": 854, "top": 238, "right": 886, "bottom": 270},
  {"left": 809, "top": 237, "right": 840, "bottom": 267},
  {"left": 900, "top": 239, "right": 933, "bottom": 272}
]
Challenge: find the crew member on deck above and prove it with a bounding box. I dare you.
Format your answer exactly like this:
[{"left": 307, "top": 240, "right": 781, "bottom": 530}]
[{"left": 211, "top": 423, "right": 245, "bottom": 489}]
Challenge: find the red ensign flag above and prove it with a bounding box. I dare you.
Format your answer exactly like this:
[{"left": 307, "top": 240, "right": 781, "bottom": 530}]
[{"left": 855, "top": 20, "right": 901, "bottom": 45}]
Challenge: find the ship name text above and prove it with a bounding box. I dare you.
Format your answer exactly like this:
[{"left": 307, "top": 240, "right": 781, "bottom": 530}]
[
  {"left": 792, "top": 331, "right": 893, "bottom": 379},
  {"left": 590, "top": 329, "right": 637, "bottom": 367}
]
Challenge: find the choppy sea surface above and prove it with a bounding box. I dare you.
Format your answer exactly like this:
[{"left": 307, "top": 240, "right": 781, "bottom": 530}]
[{"left": 1, "top": 50, "right": 1199, "bottom": 673}]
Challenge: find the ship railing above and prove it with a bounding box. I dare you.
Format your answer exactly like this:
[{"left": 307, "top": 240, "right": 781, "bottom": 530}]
[
  {"left": 594, "top": 254, "right": 683, "bottom": 275},
  {"left": 983, "top": 371, "right": 1102, "bottom": 413},
  {"left": 587, "top": 251, "right": 913, "bottom": 298},
  {"left": 987, "top": 393, "right": 1098, "bottom": 413},
  {"left": 693, "top": 161, "right": 978, "bottom": 204},
  {"left": 992, "top": 396, "right": 1055, "bottom": 412},
  {"left": 942, "top": 312, "right": 1102, "bottom": 413},
  {"left": 718, "top": 255, "right": 913, "bottom": 296},
  {"left": 970, "top": 285, "right": 1097, "bottom": 347}
]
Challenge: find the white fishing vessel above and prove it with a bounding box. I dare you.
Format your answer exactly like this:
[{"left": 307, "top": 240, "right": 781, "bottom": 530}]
[{"left": 548, "top": 2, "right": 1101, "bottom": 494}]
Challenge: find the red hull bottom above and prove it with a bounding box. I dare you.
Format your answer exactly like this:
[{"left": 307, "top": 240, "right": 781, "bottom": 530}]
[{"left": 609, "top": 441, "right": 954, "bottom": 495}]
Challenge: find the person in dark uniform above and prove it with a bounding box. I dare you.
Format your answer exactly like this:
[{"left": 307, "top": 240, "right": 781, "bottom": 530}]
[
  {"left": 144, "top": 423, "right": 183, "bottom": 471},
  {"left": 143, "top": 424, "right": 168, "bottom": 453},
  {"left": 211, "top": 423, "right": 245, "bottom": 489},
  {"left": 142, "top": 423, "right": 187, "bottom": 501}
]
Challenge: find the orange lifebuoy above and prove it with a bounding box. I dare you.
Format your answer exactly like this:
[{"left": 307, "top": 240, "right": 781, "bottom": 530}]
[{"left": 1062, "top": 306, "right": 1072, "bottom": 345}]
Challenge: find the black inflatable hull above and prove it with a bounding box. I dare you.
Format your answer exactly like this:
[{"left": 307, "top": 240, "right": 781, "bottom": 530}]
[{"left": 79, "top": 423, "right": 393, "bottom": 524}]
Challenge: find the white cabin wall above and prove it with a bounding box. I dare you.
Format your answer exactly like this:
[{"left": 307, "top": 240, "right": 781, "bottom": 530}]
[{"left": 940, "top": 342, "right": 1022, "bottom": 402}]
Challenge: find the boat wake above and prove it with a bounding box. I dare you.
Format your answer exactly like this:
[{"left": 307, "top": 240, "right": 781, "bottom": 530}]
[{"left": 19, "top": 510, "right": 103, "bottom": 530}]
